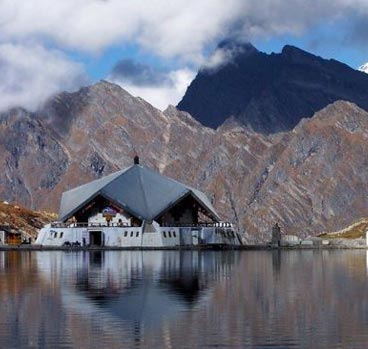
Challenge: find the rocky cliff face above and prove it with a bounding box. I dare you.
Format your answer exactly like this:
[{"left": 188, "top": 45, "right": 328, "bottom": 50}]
[
  {"left": 0, "top": 81, "right": 367, "bottom": 242},
  {"left": 237, "top": 101, "right": 368, "bottom": 240},
  {"left": 178, "top": 42, "right": 368, "bottom": 134}
]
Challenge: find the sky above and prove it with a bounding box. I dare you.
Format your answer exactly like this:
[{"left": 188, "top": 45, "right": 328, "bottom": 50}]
[{"left": 1, "top": 0, "right": 368, "bottom": 112}]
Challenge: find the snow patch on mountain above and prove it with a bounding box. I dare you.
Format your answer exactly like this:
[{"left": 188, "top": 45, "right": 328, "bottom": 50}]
[{"left": 358, "top": 63, "right": 368, "bottom": 74}]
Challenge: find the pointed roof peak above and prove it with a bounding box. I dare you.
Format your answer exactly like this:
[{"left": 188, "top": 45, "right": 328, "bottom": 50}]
[{"left": 58, "top": 164, "right": 219, "bottom": 222}]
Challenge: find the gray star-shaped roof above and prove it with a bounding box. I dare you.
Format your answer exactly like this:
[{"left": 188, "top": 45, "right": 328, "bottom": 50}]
[{"left": 58, "top": 164, "right": 220, "bottom": 222}]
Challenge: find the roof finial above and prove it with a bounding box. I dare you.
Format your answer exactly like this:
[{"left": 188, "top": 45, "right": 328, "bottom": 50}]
[{"left": 134, "top": 155, "right": 140, "bottom": 165}]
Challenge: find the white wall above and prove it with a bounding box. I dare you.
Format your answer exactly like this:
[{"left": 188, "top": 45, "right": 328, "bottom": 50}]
[
  {"left": 35, "top": 225, "right": 239, "bottom": 247},
  {"left": 88, "top": 212, "right": 131, "bottom": 226},
  {"left": 0, "top": 231, "right": 5, "bottom": 245},
  {"left": 36, "top": 227, "right": 142, "bottom": 247}
]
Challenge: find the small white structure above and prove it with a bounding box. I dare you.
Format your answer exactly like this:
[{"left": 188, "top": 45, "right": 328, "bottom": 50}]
[
  {"left": 300, "top": 240, "right": 314, "bottom": 246},
  {"left": 0, "top": 225, "right": 22, "bottom": 245},
  {"left": 36, "top": 158, "right": 240, "bottom": 248},
  {"left": 281, "top": 235, "right": 301, "bottom": 246},
  {"left": 0, "top": 230, "right": 5, "bottom": 245}
]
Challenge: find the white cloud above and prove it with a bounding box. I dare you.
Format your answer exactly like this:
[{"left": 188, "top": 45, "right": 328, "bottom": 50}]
[
  {"left": 1, "top": 0, "right": 367, "bottom": 63},
  {"left": 359, "top": 62, "right": 368, "bottom": 73},
  {"left": 0, "top": 43, "right": 85, "bottom": 112},
  {"left": 109, "top": 68, "right": 195, "bottom": 110},
  {"left": 0, "top": 0, "right": 235, "bottom": 62},
  {"left": 0, "top": 0, "right": 368, "bottom": 111},
  {"left": 201, "top": 42, "right": 257, "bottom": 71}
]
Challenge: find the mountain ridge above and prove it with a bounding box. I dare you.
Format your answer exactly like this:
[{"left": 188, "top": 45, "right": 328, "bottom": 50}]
[
  {"left": 177, "top": 42, "right": 368, "bottom": 134},
  {"left": 0, "top": 81, "right": 367, "bottom": 242}
]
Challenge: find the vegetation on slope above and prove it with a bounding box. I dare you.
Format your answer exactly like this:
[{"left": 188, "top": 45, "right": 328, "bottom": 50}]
[
  {"left": 319, "top": 218, "right": 368, "bottom": 240},
  {"left": 0, "top": 201, "right": 56, "bottom": 239}
]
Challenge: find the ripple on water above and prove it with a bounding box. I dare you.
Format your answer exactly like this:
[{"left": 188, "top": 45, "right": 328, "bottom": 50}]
[{"left": 0, "top": 250, "right": 367, "bottom": 348}]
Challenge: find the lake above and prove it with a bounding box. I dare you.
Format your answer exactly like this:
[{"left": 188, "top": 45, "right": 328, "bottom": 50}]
[{"left": 0, "top": 250, "right": 367, "bottom": 348}]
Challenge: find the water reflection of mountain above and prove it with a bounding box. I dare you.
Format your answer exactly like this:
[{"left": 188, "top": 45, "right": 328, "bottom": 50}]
[
  {"left": 2, "top": 251, "right": 368, "bottom": 348},
  {"left": 0, "top": 252, "right": 68, "bottom": 349}
]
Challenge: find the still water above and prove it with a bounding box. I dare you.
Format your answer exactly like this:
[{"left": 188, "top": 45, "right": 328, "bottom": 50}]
[{"left": 0, "top": 250, "right": 368, "bottom": 349}]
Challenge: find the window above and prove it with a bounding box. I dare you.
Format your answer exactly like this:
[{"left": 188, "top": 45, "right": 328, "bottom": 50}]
[
  {"left": 124, "top": 231, "right": 128, "bottom": 237},
  {"left": 54, "top": 232, "right": 57, "bottom": 238},
  {"left": 168, "top": 231, "right": 172, "bottom": 238},
  {"left": 173, "top": 231, "right": 176, "bottom": 238},
  {"left": 136, "top": 231, "right": 139, "bottom": 237},
  {"left": 163, "top": 231, "right": 166, "bottom": 238},
  {"left": 131, "top": 231, "right": 134, "bottom": 237},
  {"left": 60, "top": 232, "right": 64, "bottom": 238}
]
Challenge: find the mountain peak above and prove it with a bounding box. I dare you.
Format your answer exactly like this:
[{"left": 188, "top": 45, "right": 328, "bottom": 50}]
[
  {"left": 90, "top": 79, "right": 132, "bottom": 95},
  {"left": 178, "top": 42, "right": 368, "bottom": 133},
  {"left": 201, "top": 40, "right": 259, "bottom": 72},
  {"left": 281, "top": 45, "right": 320, "bottom": 63},
  {"left": 281, "top": 45, "right": 308, "bottom": 54},
  {"left": 217, "top": 39, "right": 258, "bottom": 54}
]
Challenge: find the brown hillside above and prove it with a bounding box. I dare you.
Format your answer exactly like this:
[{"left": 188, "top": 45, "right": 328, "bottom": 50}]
[
  {"left": 0, "top": 201, "right": 56, "bottom": 240},
  {"left": 319, "top": 218, "right": 368, "bottom": 240},
  {"left": 0, "top": 81, "right": 367, "bottom": 242}
]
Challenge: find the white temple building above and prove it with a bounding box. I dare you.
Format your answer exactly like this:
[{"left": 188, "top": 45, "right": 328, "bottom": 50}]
[{"left": 36, "top": 157, "right": 240, "bottom": 248}]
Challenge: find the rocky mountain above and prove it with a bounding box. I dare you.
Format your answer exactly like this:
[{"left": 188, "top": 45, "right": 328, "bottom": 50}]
[
  {"left": 177, "top": 41, "right": 368, "bottom": 134},
  {"left": 236, "top": 101, "right": 368, "bottom": 240},
  {"left": 0, "top": 81, "right": 367, "bottom": 242}
]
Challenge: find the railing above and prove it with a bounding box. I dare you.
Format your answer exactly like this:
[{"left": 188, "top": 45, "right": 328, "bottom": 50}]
[
  {"left": 160, "top": 222, "right": 233, "bottom": 228},
  {"left": 50, "top": 221, "right": 233, "bottom": 229},
  {"left": 51, "top": 222, "right": 133, "bottom": 228}
]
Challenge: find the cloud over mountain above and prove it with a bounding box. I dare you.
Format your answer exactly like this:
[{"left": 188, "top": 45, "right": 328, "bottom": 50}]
[
  {"left": 108, "top": 59, "right": 195, "bottom": 110},
  {"left": 1, "top": 0, "right": 368, "bottom": 111},
  {"left": 1, "top": 0, "right": 368, "bottom": 62},
  {"left": 110, "top": 60, "right": 170, "bottom": 86},
  {"left": 0, "top": 44, "right": 85, "bottom": 112}
]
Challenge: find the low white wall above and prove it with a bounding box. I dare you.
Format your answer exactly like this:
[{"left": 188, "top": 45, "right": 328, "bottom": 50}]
[
  {"left": 158, "top": 228, "right": 180, "bottom": 247},
  {"left": 36, "top": 227, "right": 143, "bottom": 247},
  {"left": 36, "top": 227, "right": 180, "bottom": 247},
  {"left": 35, "top": 225, "right": 239, "bottom": 247}
]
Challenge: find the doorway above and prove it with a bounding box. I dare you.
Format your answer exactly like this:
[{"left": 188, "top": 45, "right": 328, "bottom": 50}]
[
  {"left": 191, "top": 229, "right": 199, "bottom": 246},
  {"left": 89, "top": 231, "right": 103, "bottom": 246}
]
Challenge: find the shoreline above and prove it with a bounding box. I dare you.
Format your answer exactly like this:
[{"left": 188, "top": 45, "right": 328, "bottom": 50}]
[{"left": 0, "top": 244, "right": 367, "bottom": 251}]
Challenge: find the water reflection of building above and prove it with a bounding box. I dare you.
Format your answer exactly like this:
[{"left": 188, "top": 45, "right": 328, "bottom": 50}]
[
  {"left": 0, "top": 250, "right": 239, "bottom": 348},
  {"left": 33, "top": 250, "right": 238, "bottom": 347},
  {"left": 36, "top": 251, "right": 237, "bottom": 328},
  {"left": 2, "top": 251, "right": 368, "bottom": 348}
]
